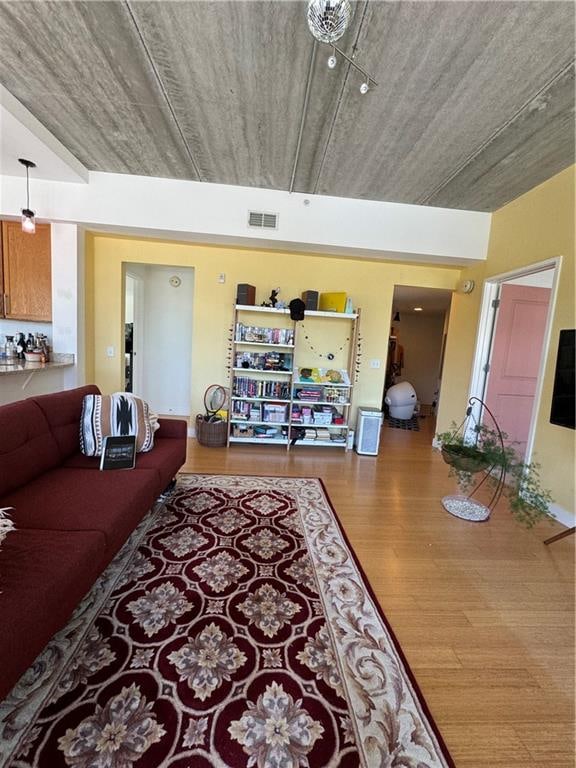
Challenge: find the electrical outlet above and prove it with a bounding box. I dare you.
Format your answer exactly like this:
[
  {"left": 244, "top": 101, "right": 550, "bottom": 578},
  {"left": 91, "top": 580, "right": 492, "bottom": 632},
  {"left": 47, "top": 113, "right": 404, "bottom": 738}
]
[
  {"left": 370, "top": 359, "right": 381, "bottom": 369},
  {"left": 106, "top": 346, "right": 115, "bottom": 358}
]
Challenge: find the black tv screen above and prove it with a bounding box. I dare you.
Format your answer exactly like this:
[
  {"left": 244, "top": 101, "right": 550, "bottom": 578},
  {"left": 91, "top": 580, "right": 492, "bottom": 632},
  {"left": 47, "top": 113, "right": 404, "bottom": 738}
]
[{"left": 549, "top": 329, "right": 575, "bottom": 430}]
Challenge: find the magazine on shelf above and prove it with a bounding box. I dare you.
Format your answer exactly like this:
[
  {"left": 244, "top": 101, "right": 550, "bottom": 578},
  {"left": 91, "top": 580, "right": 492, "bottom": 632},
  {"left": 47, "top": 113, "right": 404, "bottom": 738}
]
[
  {"left": 100, "top": 435, "right": 137, "bottom": 470},
  {"left": 296, "top": 367, "right": 350, "bottom": 385}
]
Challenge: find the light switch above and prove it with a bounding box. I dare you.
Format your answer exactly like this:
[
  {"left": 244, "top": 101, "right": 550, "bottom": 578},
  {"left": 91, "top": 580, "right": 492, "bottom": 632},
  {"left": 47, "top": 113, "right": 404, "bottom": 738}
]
[
  {"left": 106, "top": 346, "right": 115, "bottom": 358},
  {"left": 218, "top": 273, "right": 226, "bottom": 284}
]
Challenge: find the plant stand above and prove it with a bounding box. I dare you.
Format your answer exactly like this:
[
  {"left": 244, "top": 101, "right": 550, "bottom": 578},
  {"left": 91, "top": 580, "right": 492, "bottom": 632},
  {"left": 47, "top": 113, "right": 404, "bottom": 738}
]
[
  {"left": 441, "top": 397, "right": 507, "bottom": 523},
  {"left": 544, "top": 526, "right": 575, "bottom": 545}
]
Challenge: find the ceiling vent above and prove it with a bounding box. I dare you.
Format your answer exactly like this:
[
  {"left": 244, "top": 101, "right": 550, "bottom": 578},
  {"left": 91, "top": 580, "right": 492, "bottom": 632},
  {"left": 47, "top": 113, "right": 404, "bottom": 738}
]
[{"left": 248, "top": 211, "right": 278, "bottom": 230}]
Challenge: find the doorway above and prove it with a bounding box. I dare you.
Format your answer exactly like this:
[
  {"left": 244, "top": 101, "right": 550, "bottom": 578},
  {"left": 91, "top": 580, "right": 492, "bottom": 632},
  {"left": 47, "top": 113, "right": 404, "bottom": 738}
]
[
  {"left": 384, "top": 286, "right": 453, "bottom": 426},
  {"left": 468, "top": 261, "right": 558, "bottom": 462},
  {"left": 123, "top": 263, "right": 194, "bottom": 417}
]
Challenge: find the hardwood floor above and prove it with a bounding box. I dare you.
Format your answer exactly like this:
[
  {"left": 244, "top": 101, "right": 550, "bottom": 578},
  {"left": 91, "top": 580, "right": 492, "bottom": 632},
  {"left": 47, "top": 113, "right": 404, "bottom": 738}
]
[{"left": 181, "top": 417, "right": 575, "bottom": 768}]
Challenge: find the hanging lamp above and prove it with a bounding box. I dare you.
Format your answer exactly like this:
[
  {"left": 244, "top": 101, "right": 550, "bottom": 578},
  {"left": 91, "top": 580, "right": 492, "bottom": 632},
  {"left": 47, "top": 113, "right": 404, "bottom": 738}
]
[{"left": 18, "top": 158, "right": 36, "bottom": 234}]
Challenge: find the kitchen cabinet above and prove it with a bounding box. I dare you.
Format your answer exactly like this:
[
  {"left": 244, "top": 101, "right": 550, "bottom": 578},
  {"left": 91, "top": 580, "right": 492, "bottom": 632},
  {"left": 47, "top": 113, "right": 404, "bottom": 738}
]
[{"left": 1, "top": 221, "right": 52, "bottom": 322}]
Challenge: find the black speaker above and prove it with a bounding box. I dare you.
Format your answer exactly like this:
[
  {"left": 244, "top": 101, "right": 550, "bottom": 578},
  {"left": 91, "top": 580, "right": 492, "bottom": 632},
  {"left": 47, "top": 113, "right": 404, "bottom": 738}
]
[
  {"left": 301, "top": 291, "right": 319, "bottom": 310},
  {"left": 236, "top": 284, "right": 256, "bottom": 305}
]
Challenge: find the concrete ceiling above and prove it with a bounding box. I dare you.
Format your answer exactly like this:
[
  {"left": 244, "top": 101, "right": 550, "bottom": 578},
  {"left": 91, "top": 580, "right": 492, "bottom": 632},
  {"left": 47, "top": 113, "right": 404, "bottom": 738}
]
[{"left": 0, "top": 1, "right": 573, "bottom": 212}]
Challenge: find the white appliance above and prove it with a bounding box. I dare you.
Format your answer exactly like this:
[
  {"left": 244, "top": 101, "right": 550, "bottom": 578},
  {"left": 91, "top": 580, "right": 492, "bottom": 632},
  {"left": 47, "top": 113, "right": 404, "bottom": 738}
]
[
  {"left": 385, "top": 381, "right": 417, "bottom": 419},
  {"left": 355, "top": 407, "right": 382, "bottom": 455}
]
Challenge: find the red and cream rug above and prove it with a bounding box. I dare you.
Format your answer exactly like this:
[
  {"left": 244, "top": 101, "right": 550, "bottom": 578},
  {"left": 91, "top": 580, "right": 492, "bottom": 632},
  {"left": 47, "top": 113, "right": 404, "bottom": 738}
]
[{"left": 0, "top": 475, "right": 453, "bottom": 767}]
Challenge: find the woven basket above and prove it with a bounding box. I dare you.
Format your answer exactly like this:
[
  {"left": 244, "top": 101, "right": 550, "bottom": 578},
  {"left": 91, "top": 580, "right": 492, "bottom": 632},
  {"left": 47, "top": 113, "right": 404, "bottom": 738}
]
[{"left": 196, "top": 415, "right": 228, "bottom": 447}]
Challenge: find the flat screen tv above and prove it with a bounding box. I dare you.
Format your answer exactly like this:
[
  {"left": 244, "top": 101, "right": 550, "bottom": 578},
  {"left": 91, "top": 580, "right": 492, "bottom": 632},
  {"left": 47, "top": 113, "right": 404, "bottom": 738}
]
[{"left": 549, "top": 329, "right": 575, "bottom": 430}]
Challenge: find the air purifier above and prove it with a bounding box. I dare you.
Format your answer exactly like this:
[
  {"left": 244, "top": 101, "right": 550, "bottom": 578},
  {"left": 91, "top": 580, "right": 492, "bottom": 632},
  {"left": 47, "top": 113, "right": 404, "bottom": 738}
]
[{"left": 355, "top": 407, "right": 382, "bottom": 455}]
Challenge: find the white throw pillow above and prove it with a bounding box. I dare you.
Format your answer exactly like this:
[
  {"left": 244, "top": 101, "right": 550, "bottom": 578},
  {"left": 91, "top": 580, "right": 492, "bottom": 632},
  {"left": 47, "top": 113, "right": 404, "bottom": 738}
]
[
  {"left": 80, "top": 393, "right": 155, "bottom": 456},
  {"left": 0, "top": 507, "right": 15, "bottom": 546}
]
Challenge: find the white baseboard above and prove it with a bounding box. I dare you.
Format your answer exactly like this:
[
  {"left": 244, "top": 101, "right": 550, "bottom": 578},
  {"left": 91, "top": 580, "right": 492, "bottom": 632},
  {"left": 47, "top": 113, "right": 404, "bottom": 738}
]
[
  {"left": 548, "top": 502, "right": 575, "bottom": 529},
  {"left": 188, "top": 426, "right": 195, "bottom": 438}
]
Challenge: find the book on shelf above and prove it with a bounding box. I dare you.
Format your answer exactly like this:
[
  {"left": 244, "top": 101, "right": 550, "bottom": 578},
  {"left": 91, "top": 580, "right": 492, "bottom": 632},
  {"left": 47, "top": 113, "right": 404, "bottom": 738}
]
[
  {"left": 296, "top": 367, "right": 350, "bottom": 385},
  {"left": 235, "top": 351, "right": 292, "bottom": 371},
  {"left": 235, "top": 323, "right": 294, "bottom": 345},
  {"left": 233, "top": 377, "right": 291, "bottom": 399}
]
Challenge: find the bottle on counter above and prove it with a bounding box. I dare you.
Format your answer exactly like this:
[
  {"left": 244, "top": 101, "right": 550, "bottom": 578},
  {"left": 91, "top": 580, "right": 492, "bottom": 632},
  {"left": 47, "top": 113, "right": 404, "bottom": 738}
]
[
  {"left": 16, "top": 332, "right": 26, "bottom": 360},
  {"left": 4, "top": 336, "right": 16, "bottom": 359}
]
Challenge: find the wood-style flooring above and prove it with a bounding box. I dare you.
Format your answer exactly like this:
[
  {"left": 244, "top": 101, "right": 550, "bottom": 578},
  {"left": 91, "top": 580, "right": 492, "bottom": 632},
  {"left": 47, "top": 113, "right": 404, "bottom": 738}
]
[{"left": 181, "top": 417, "right": 575, "bottom": 768}]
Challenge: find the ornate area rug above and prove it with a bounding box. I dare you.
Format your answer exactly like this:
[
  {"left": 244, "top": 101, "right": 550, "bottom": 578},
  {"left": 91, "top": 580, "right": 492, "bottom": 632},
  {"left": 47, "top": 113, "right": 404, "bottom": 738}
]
[{"left": 1, "top": 475, "right": 453, "bottom": 767}]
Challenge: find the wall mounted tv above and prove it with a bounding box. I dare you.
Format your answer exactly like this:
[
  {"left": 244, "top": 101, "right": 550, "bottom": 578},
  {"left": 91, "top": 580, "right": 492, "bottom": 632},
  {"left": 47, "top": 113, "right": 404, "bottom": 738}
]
[{"left": 549, "top": 329, "right": 575, "bottom": 430}]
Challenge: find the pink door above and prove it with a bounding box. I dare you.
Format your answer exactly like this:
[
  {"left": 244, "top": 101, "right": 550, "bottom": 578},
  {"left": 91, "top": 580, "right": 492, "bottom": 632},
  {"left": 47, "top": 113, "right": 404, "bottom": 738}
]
[{"left": 484, "top": 284, "right": 551, "bottom": 460}]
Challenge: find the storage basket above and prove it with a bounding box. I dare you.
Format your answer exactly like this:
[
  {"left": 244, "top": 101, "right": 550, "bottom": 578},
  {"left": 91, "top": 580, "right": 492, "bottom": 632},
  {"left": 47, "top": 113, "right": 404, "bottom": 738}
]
[{"left": 196, "top": 415, "right": 228, "bottom": 447}]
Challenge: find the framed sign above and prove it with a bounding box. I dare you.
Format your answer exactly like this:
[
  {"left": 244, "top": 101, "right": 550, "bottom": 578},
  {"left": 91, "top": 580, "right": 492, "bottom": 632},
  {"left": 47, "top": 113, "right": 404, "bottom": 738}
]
[{"left": 100, "top": 435, "right": 137, "bottom": 470}]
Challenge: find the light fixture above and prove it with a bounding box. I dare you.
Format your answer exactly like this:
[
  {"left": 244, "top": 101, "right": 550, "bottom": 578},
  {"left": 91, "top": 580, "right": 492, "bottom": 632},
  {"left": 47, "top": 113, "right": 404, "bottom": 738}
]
[
  {"left": 307, "top": 0, "right": 353, "bottom": 44},
  {"left": 307, "top": 0, "right": 377, "bottom": 93},
  {"left": 414, "top": 307, "right": 423, "bottom": 312},
  {"left": 393, "top": 311, "right": 400, "bottom": 322},
  {"left": 18, "top": 158, "right": 36, "bottom": 234}
]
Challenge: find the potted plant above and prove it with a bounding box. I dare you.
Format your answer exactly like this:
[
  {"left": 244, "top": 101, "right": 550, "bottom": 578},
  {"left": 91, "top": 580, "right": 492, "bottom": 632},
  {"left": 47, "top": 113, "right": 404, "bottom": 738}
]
[{"left": 436, "top": 399, "right": 553, "bottom": 528}]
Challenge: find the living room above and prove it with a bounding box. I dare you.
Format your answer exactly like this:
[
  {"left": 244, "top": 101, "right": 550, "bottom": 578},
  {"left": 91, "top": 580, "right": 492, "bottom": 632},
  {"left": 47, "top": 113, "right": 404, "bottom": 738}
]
[{"left": 0, "top": 2, "right": 574, "bottom": 766}]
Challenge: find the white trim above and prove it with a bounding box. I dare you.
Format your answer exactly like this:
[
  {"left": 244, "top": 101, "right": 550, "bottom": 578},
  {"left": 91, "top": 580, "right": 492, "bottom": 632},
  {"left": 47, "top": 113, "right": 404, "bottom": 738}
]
[
  {"left": 523, "top": 260, "right": 561, "bottom": 463},
  {"left": 0, "top": 84, "right": 89, "bottom": 183},
  {"left": 0, "top": 170, "right": 492, "bottom": 266},
  {"left": 467, "top": 257, "right": 562, "bottom": 464},
  {"left": 466, "top": 281, "right": 500, "bottom": 439},
  {"left": 548, "top": 502, "right": 574, "bottom": 529}
]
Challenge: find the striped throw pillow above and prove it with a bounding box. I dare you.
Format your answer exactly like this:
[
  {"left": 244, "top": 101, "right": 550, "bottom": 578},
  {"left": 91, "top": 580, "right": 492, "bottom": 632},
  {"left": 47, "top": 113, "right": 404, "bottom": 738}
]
[{"left": 80, "top": 393, "right": 155, "bottom": 456}]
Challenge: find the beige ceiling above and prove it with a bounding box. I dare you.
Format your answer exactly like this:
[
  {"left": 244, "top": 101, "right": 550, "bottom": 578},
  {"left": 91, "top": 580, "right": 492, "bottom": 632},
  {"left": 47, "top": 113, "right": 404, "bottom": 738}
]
[
  {"left": 392, "top": 286, "right": 453, "bottom": 314},
  {"left": 0, "top": 1, "right": 573, "bottom": 212}
]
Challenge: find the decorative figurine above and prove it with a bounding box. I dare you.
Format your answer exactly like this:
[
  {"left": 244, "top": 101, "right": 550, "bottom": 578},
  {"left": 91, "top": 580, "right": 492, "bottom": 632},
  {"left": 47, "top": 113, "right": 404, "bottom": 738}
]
[{"left": 261, "top": 288, "right": 280, "bottom": 307}]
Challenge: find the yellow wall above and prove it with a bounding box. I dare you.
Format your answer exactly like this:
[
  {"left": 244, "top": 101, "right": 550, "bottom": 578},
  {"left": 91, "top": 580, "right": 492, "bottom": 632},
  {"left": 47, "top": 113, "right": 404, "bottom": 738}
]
[
  {"left": 438, "top": 165, "right": 575, "bottom": 516},
  {"left": 87, "top": 234, "right": 461, "bottom": 424}
]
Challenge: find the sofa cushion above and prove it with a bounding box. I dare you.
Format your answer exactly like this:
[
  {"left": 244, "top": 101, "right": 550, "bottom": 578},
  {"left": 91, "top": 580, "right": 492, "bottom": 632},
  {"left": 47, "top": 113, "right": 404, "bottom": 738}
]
[
  {"left": 123, "top": 437, "right": 187, "bottom": 488},
  {"left": 0, "top": 400, "right": 60, "bottom": 498},
  {"left": 0, "top": 527, "right": 106, "bottom": 701},
  {"left": 80, "top": 393, "right": 155, "bottom": 455},
  {"left": 33, "top": 385, "right": 101, "bottom": 460},
  {"left": 64, "top": 437, "right": 186, "bottom": 488},
  {"left": 2, "top": 468, "right": 160, "bottom": 558}
]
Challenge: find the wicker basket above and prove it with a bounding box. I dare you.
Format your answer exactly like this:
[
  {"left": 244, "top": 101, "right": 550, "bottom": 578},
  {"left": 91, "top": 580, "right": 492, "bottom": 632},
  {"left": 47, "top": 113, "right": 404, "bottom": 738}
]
[{"left": 196, "top": 415, "right": 228, "bottom": 447}]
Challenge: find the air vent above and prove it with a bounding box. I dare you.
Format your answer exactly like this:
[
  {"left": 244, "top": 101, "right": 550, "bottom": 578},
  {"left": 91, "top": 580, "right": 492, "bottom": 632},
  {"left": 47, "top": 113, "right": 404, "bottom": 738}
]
[{"left": 248, "top": 211, "right": 278, "bottom": 230}]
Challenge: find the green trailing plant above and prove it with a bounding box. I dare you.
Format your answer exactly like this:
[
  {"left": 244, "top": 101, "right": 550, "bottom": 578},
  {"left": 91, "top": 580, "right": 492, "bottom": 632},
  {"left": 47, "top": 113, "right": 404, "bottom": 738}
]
[{"left": 436, "top": 422, "right": 554, "bottom": 528}]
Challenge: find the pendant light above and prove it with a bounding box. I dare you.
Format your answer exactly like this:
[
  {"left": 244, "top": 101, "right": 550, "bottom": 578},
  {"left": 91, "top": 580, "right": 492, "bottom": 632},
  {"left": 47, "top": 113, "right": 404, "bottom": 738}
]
[
  {"left": 18, "top": 158, "right": 36, "bottom": 234},
  {"left": 307, "top": 0, "right": 377, "bottom": 94}
]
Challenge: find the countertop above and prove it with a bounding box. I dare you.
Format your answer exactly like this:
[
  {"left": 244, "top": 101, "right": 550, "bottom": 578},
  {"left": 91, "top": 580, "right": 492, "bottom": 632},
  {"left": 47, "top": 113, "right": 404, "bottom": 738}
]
[{"left": 0, "top": 353, "right": 75, "bottom": 376}]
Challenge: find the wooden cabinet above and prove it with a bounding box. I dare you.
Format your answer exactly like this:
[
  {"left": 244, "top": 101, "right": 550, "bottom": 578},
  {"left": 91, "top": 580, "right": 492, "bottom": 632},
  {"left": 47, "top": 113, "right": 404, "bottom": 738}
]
[{"left": 1, "top": 221, "right": 52, "bottom": 321}]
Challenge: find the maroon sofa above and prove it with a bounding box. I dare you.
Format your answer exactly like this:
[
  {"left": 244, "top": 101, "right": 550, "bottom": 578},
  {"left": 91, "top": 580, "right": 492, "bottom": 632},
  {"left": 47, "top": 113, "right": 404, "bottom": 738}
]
[{"left": 0, "top": 385, "right": 187, "bottom": 701}]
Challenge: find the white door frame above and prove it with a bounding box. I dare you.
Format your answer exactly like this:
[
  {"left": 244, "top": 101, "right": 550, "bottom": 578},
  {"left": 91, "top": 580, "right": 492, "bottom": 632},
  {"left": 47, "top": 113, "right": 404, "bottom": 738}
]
[
  {"left": 466, "top": 256, "right": 562, "bottom": 462},
  {"left": 125, "top": 270, "right": 145, "bottom": 396}
]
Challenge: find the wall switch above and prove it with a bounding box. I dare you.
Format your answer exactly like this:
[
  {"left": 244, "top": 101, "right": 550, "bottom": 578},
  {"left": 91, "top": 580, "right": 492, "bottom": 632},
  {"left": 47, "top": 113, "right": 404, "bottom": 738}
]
[
  {"left": 218, "top": 273, "right": 226, "bottom": 284},
  {"left": 106, "top": 346, "right": 115, "bottom": 358},
  {"left": 370, "top": 359, "right": 381, "bottom": 369}
]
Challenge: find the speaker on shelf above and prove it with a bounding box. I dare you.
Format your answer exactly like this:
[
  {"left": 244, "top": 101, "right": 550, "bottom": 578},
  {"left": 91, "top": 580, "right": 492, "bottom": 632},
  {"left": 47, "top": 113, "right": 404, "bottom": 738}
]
[
  {"left": 301, "top": 291, "right": 319, "bottom": 310},
  {"left": 236, "top": 284, "right": 256, "bottom": 305}
]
